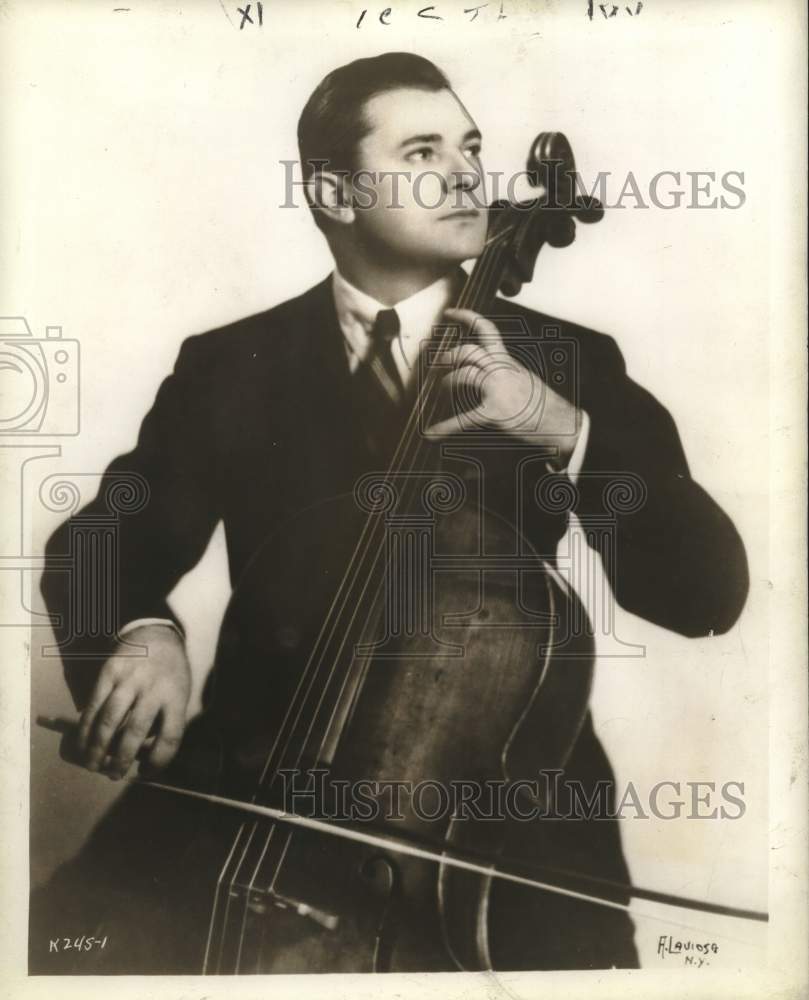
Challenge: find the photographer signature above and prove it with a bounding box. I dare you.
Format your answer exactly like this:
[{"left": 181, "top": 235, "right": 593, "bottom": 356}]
[{"left": 657, "top": 935, "right": 719, "bottom": 967}]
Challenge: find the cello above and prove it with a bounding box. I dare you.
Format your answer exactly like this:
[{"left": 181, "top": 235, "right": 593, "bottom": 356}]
[
  {"left": 186, "top": 131, "right": 602, "bottom": 973},
  {"left": 40, "top": 132, "right": 767, "bottom": 973}
]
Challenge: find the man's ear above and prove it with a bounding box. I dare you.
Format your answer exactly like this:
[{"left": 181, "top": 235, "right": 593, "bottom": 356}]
[{"left": 306, "top": 171, "right": 356, "bottom": 226}]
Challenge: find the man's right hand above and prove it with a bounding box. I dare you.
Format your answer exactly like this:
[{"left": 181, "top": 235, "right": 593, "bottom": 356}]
[{"left": 76, "top": 624, "right": 192, "bottom": 780}]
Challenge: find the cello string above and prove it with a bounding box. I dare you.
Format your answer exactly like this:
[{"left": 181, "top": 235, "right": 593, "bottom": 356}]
[
  {"left": 213, "top": 226, "right": 516, "bottom": 965},
  {"left": 233, "top": 821, "right": 280, "bottom": 974},
  {"left": 143, "top": 779, "right": 768, "bottom": 946},
  {"left": 211, "top": 809, "right": 263, "bottom": 973},
  {"left": 202, "top": 821, "right": 243, "bottom": 973},
  {"left": 260, "top": 227, "right": 510, "bottom": 785},
  {"left": 203, "top": 228, "right": 517, "bottom": 968},
  {"left": 217, "top": 236, "right": 511, "bottom": 960},
  {"left": 231, "top": 233, "right": 511, "bottom": 872},
  {"left": 298, "top": 238, "right": 514, "bottom": 751},
  {"left": 234, "top": 827, "right": 293, "bottom": 974},
  {"left": 243, "top": 229, "right": 511, "bottom": 801},
  {"left": 239, "top": 241, "right": 505, "bottom": 806},
  {"left": 278, "top": 238, "right": 514, "bottom": 775}
]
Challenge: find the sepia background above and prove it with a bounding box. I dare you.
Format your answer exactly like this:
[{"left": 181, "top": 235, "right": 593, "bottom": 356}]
[{"left": 2, "top": 0, "right": 805, "bottom": 991}]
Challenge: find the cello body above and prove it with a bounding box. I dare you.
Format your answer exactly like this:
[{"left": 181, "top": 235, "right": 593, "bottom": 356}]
[{"left": 198, "top": 479, "right": 595, "bottom": 973}]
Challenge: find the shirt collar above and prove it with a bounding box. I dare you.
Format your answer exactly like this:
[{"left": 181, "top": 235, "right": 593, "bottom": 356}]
[{"left": 332, "top": 268, "right": 458, "bottom": 369}]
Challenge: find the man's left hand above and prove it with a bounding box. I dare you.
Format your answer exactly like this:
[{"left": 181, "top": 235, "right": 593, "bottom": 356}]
[{"left": 425, "top": 308, "right": 581, "bottom": 466}]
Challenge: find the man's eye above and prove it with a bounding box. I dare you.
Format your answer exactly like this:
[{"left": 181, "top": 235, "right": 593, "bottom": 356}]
[
  {"left": 464, "top": 145, "right": 482, "bottom": 161},
  {"left": 407, "top": 147, "right": 435, "bottom": 162}
]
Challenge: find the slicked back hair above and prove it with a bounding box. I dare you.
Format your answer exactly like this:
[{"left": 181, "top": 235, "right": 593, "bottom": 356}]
[{"left": 297, "top": 52, "right": 451, "bottom": 227}]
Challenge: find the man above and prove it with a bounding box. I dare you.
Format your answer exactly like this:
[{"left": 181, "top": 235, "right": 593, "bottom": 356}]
[{"left": 32, "top": 52, "right": 749, "bottom": 974}]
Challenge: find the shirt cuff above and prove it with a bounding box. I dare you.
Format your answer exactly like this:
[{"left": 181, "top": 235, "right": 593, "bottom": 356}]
[
  {"left": 118, "top": 618, "right": 185, "bottom": 641},
  {"left": 545, "top": 410, "right": 590, "bottom": 485}
]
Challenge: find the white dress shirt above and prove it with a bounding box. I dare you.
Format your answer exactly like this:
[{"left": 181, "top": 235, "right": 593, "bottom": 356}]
[
  {"left": 332, "top": 268, "right": 458, "bottom": 385},
  {"left": 331, "top": 268, "right": 590, "bottom": 475},
  {"left": 120, "top": 271, "right": 590, "bottom": 641}
]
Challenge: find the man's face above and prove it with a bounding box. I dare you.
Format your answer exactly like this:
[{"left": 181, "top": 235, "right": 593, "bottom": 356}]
[{"left": 347, "top": 87, "right": 488, "bottom": 267}]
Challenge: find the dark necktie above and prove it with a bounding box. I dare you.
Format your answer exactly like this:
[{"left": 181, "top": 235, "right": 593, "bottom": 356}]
[{"left": 356, "top": 308, "right": 408, "bottom": 458}]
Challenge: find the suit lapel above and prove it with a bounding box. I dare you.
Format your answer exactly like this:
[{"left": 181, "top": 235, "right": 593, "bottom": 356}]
[{"left": 293, "top": 277, "right": 376, "bottom": 493}]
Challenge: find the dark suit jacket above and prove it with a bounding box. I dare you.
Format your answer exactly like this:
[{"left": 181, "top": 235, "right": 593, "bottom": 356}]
[
  {"left": 37, "top": 274, "right": 750, "bottom": 970},
  {"left": 41, "top": 274, "right": 748, "bottom": 700}
]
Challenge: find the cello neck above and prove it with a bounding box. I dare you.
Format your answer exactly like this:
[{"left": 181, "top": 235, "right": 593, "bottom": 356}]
[
  {"left": 385, "top": 220, "right": 514, "bottom": 479},
  {"left": 453, "top": 225, "right": 513, "bottom": 316}
]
